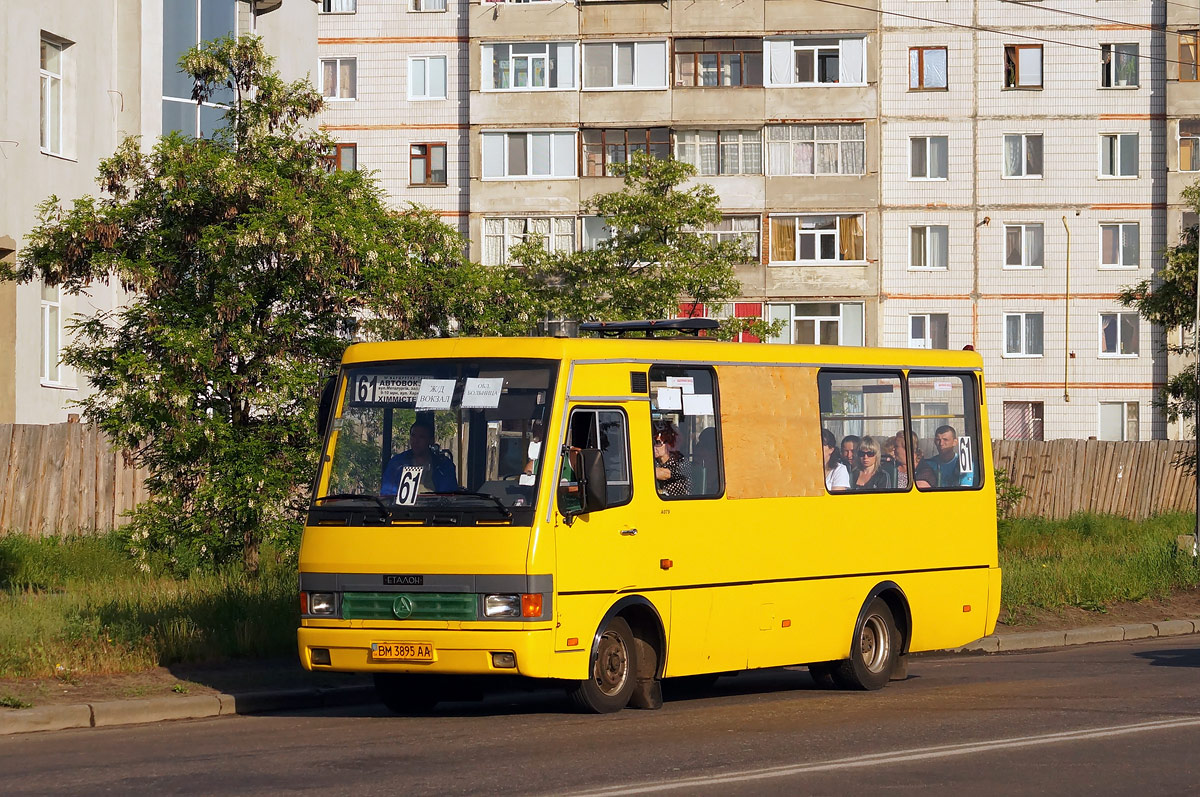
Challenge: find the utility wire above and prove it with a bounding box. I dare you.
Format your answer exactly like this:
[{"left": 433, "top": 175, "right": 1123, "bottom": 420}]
[
  {"left": 809, "top": 0, "right": 1191, "bottom": 68},
  {"left": 999, "top": 0, "right": 1181, "bottom": 39}
]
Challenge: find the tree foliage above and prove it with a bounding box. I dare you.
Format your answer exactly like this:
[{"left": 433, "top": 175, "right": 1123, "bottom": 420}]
[
  {"left": 510, "top": 154, "right": 745, "bottom": 322},
  {"left": 1, "top": 36, "right": 524, "bottom": 572}
]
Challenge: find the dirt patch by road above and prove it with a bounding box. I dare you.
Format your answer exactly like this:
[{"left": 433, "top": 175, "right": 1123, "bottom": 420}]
[{"left": 996, "top": 587, "right": 1200, "bottom": 633}]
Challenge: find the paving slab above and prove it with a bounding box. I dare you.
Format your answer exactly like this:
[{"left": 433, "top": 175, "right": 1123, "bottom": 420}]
[
  {"left": 997, "top": 630, "right": 1066, "bottom": 651},
  {"left": 91, "top": 695, "right": 222, "bottom": 727},
  {"left": 1064, "top": 626, "right": 1125, "bottom": 646},
  {"left": 0, "top": 704, "right": 93, "bottom": 736},
  {"left": 1153, "top": 620, "right": 1196, "bottom": 637},
  {"left": 1121, "top": 623, "right": 1159, "bottom": 641}
]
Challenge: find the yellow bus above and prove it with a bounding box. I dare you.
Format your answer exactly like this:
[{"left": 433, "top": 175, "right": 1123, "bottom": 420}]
[{"left": 298, "top": 319, "right": 1000, "bottom": 713}]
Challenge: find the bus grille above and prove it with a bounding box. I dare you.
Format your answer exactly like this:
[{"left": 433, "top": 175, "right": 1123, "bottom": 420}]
[{"left": 340, "top": 592, "right": 477, "bottom": 621}]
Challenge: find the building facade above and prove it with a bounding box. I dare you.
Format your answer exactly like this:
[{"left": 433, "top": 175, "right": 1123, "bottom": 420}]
[{"left": 0, "top": 0, "right": 318, "bottom": 424}]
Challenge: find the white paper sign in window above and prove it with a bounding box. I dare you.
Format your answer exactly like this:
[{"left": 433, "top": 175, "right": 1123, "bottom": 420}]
[
  {"left": 461, "top": 377, "right": 505, "bottom": 408},
  {"left": 415, "top": 378, "right": 456, "bottom": 409},
  {"left": 683, "top": 393, "right": 714, "bottom": 416}
]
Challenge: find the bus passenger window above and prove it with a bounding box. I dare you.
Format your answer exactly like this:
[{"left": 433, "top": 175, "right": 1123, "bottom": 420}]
[
  {"left": 818, "top": 371, "right": 906, "bottom": 493},
  {"left": 560, "top": 408, "right": 633, "bottom": 510},
  {"left": 907, "top": 373, "right": 981, "bottom": 491},
  {"left": 648, "top": 365, "right": 723, "bottom": 499}
]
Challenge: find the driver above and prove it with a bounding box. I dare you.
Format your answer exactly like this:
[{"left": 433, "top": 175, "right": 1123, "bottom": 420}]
[{"left": 381, "top": 420, "right": 460, "bottom": 498}]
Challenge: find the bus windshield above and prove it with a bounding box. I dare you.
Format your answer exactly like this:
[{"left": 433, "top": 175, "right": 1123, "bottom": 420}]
[{"left": 315, "top": 359, "right": 558, "bottom": 522}]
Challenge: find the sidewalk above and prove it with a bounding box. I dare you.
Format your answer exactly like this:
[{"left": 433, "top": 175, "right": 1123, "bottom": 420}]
[{"left": 3, "top": 619, "right": 1197, "bottom": 737}]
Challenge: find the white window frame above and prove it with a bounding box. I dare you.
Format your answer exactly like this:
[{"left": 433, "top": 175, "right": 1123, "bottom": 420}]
[
  {"left": 409, "top": 0, "right": 447, "bottom": 11},
  {"left": 408, "top": 55, "right": 448, "bottom": 101},
  {"left": 1099, "top": 222, "right": 1139, "bottom": 269},
  {"left": 909, "top": 135, "right": 948, "bottom": 180},
  {"left": 767, "top": 302, "right": 865, "bottom": 346},
  {"left": 482, "top": 216, "right": 576, "bottom": 266},
  {"left": 320, "top": 0, "right": 357, "bottom": 13},
  {"left": 1003, "top": 311, "right": 1044, "bottom": 358},
  {"left": 1098, "top": 401, "right": 1139, "bottom": 441},
  {"left": 908, "top": 313, "right": 949, "bottom": 350},
  {"left": 581, "top": 40, "right": 668, "bottom": 91},
  {"left": 1100, "top": 43, "right": 1139, "bottom": 88},
  {"left": 764, "top": 36, "right": 867, "bottom": 87},
  {"left": 40, "top": 283, "right": 62, "bottom": 384},
  {"left": 483, "top": 42, "right": 577, "bottom": 92},
  {"left": 1003, "top": 133, "right": 1043, "bottom": 179},
  {"left": 1099, "top": 132, "right": 1139, "bottom": 178},
  {"left": 688, "top": 216, "right": 762, "bottom": 262},
  {"left": 765, "top": 123, "right": 866, "bottom": 177},
  {"left": 1098, "top": 312, "right": 1140, "bottom": 358},
  {"left": 674, "top": 129, "right": 763, "bottom": 176},
  {"left": 320, "top": 56, "right": 357, "bottom": 101},
  {"left": 480, "top": 130, "right": 577, "bottom": 180},
  {"left": 909, "top": 224, "right": 949, "bottom": 270},
  {"left": 768, "top": 214, "right": 866, "bottom": 266},
  {"left": 1004, "top": 223, "right": 1044, "bottom": 270},
  {"left": 40, "top": 39, "right": 64, "bottom": 155}
]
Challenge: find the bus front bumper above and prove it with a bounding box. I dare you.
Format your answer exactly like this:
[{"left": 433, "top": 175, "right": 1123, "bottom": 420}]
[{"left": 297, "top": 626, "right": 559, "bottom": 679}]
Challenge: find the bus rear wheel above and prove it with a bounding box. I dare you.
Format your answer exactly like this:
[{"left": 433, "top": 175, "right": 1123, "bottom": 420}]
[
  {"left": 374, "top": 673, "right": 440, "bottom": 714},
  {"left": 569, "top": 616, "right": 638, "bottom": 713},
  {"left": 833, "top": 598, "right": 899, "bottom": 691}
]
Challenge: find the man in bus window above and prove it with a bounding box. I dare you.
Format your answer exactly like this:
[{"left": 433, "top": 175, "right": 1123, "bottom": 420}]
[
  {"left": 931, "top": 425, "right": 973, "bottom": 488},
  {"left": 381, "top": 420, "right": 460, "bottom": 497}
]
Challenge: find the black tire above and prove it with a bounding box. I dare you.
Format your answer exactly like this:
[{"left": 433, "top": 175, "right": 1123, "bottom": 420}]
[
  {"left": 373, "top": 673, "right": 440, "bottom": 714},
  {"left": 568, "top": 616, "right": 638, "bottom": 713},
  {"left": 833, "top": 598, "right": 900, "bottom": 691}
]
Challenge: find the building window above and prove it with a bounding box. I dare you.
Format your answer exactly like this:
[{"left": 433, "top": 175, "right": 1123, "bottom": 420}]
[
  {"left": 909, "top": 225, "right": 949, "bottom": 270},
  {"left": 324, "top": 142, "right": 357, "bottom": 171},
  {"left": 410, "top": 143, "right": 447, "bottom": 185},
  {"left": 765, "top": 124, "right": 865, "bottom": 176},
  {"left": 1004, "top": 44, "right": 1042, "bottom": 88},
  {"left": 688, "top": 217, "right": 761, "bottom": 262},
  {"left": 766, "top": 302, "right": 865, "bottom": 346},
  {"left": 769, "top": 214, "right": 865, "bottom": 264},
  {"left": 163, "top": 0, "right": 236, "bottom": 137},
  {"left": 708, "top": 302, "right": 766, "bottom": 342},
  {"left": 1101, "top": 43, "right": 1138, "bottom": 88},
  {"left": 909, "top": 313, "right": 949, "bottom": 349},
  {"left": 484, "top": 42, "right": 576, "bottom": 90},
  {"left": 321, "top": 57, "right": 357, "bottom": 100},
  {"left": 1003, "top": 133, "right": 1043, "bottom": 178},
  {"left": 675, "top": 129, "right": 762, "bottom": 176},
  {"left": 582, "top": 41, "right": 668, "bottom": 89},
  {"left": 909, "top": 46, "right": 947, "bottom": 90},
  {"left": 481, "top": 131, "right": 576, "bottom": 179},
  {"left": 1003, "top": 401, "right": 1044, "bottom": 441},
  {"left": 674, "top": 39, "right": 764, "bottom": 87},
  {"left": 1182, "top": 31, "right": 1198, "bottom": 81},
  {"left": 482, "top": 217, "right": 575, "bottom": 266},
  {"left": 408, "top": 56, "right": 447, "bottom": 100},
  {"left": 1099, "top": 401, "right": 1139, "bottom": 441},
  {"left": 1099, "top": 133, "right": 1138, "bottom": 177},
  {"left": 910, "top": 135, "right": 948, "bottom": 179},
  {"left": 1180, "top": 121, "right": 1200, "bottom": 172},
  {"left": 1005, "top": 224, "right": 1044, "bottom": 269},
  {"left": 1100, "top": 223, "right": 1139, "bottom": 268},
  {"left": 40, "top": 39, "right": 64, "bottom": 155},
  {"left": 1099, "top": 312, "right": 1139, "bottom": 357},
  {"left": 40, "top": 283, "right": 61, "bottom": 383},
  {"left": 582, "top": 128, "right": 669, "bottom": 176},
  {"left": 321, "top": 0, "right": 356, "bottom": 12},
  {"left": 1004, "top": 312, "right": 1044, "bottom": 357},
  {"left": 410, "top": 0, "right": 447, "bottom": 9},
  {"left": 765, "top": 37, "right": 866, "bottom": 86}
]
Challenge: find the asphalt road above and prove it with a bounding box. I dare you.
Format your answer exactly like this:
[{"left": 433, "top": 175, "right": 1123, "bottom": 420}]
[{"left": 5, "top": 636, "right": 1200, "bottom": 796}]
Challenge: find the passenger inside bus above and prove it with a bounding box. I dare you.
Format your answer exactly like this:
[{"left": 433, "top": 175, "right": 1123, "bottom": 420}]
[
  {"left": 822, "top": 429, "right": 850, "bottom": 492},
  {"left": 380, "top": 420, "right": 460, "bottom": 497},
  {"left": 851, "top": 435, "right": 893, "bottom": 490},
  {"left": 693, "top": 426, "right": 720, "bottom": 495},
  {"left": 653, "top": 422, "right": 691, "bottom": 497}
]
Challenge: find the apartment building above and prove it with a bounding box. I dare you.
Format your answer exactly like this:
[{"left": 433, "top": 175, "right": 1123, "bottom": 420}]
[{"left": 0, "top": 0, "right": 318, "bottom": 424}]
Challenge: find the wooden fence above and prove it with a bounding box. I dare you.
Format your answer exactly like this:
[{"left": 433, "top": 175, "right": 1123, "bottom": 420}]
[
  {"left": 993, "top": 439, "right": 1197, "bottom": 520},
  {"left": 0, "top": 423, "right": 147, "bottom": 536}
]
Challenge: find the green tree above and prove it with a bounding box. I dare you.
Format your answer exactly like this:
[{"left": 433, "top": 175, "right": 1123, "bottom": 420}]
[
  {"left": 1, "top": 36, "right": 524, "bottom": 572},
  {"left": 510, "top": 154, "right": 745, "bottom": 322},
  {"left": 1120, "top": 184, "right": 1200, "bottom": 460}
]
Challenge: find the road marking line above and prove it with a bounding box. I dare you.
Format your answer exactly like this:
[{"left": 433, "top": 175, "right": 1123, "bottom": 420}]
[{"left": 564, "top": 716, "right": 1200, "bottom": 796}]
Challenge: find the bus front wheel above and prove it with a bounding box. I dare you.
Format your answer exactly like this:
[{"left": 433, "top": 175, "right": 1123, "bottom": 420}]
[
  {"left": 569, "top": 616, "right": 638, "bottom": 713},
  {"left": 833, "top": 598, "right": 899, "bottom": 691}
]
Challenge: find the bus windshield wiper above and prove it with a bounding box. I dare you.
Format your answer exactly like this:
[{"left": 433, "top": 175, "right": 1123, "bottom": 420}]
[
  {"left": 451, "top": 492, "right": 513, "bottom": 520},
  {"left": 314, "top": 493, "right": 391, "bottom": 519}
]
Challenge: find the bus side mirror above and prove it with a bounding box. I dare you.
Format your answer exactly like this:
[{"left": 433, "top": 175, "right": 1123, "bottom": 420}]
[
  {"left": 317, "top": 376, "right": 336, "bottom": 439},
  {"left": 578, "top": 449, "right": 608, "bottom": 513},
  {"left": 558, "top": 447, "right": 608, "bottom": 521}
]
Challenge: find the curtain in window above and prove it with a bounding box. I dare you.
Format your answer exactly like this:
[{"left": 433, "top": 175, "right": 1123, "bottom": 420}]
[
  {"left": 556, "top": 43, "right": 575, "bottom": 88},
  {"left": 1005, "top": 226, "right": 1022, "bottom": 266},
  {"left": 842, "top": 124, "right": 865, "bottom": 174},
  {"left": 337, "top": 61, "right": 354, "bottom": 98},
  {"left": 911, "top": 226, "right": 928, "bottom": 268},
  {"left": 583, "top": 44, "right": 613, "bottom": 87},
  {"left": 1122, "top": 224, "right": 1139, "bottom": 266},
  {"left": 483, "top": 219, "right": 505, "bottom": 265},
  {"left": 481, "top": 134, "right": 504, "bottom": 178},
  {"left": 553, "top": 218, "right": 575, "bottom": 253},
  {"left": 328, "top": 0, "right": 356, "bottom": 11},
  {"left": 928, "top": 225, "right": 948, "bottom": 269},
  {"left": 719, "top": 134, "right": 740, "bottom": 175},
  {"left": 768, "top": 40, "right": 793, "bottom": 84},
  {"left": 698, "top": 131, "right": 719, "bottom": 175},
  {"left": 1005, "top": 315, "right": 1021, "bottom": 354},
  {"left": 1121, "top": 313, "right": 1139, "bottom": 353},
  {"left": 1025, "top": 135, "right": 1042, "bottom": 175},
  {"left": 839, "top": 37, "right": 864, "bottom": 84},
  {"left": 635, "top": 41, "right": 666, "bottom": 87},
  {"left": 1004, "top": 135, "right": 1022, "bottom": 176},
  {"left": 929, "top": 136, "right": 948, "bottom": 178},
  {"left": 838, "top": 215, "right": 863, "bottom": 260},
  {"left": 1101, "top": 225, "right": 1119, "bottom": 265},
  {"left": 1019, "top": 47, "right": 1041, "bottom": 86},
  {"left": 1025, "top": 314, "right": 1043, "bottom": 354},
  {"left": 530, "top": 133, "right": 551, "bottom": 176},
  {"left": 1026, "top": 225, "right": 1043, "bottom": 267},
  {"left": 742, "top": 130, "right": 762, "bottom": 174},
  {"left": 322, "top": 60, "right": 337, "bottom": 97},
  {"left": 770, "top": 217, "right": 796, "bottom": 261},
  {"left": 766, "top": 129, "right": 791, "bottom": 176},
  {"left": 552, "top": 132, "right": 575, "bottom": 177}
]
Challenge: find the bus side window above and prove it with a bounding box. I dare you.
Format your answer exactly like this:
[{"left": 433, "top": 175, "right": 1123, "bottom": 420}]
[
  {"left": 818, "top": 370, "right": 907, "bottom": 493},
  {"left": 648, "top": 365, "right": 723, "bottom": 499},
  {"left": 907, "top": 373, "right": 981, "bottom": 491},
  {"left": 560, "top": 408, "right": 633, "bottom": 510}
]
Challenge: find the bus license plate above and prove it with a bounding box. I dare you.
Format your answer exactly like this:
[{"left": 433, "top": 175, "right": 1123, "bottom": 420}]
[{"left": 371, "top": 641, "right": 435, "bottom": 662}]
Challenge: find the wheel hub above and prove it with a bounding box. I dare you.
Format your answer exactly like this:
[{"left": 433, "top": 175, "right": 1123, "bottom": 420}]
[{"left": 594, "top": 630, "right": 629, "bottom": 696}]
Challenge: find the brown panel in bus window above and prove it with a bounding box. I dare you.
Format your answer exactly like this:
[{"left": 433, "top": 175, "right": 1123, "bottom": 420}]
[{"left": 719, "top": 365, "right": 824, "bottom": 499}]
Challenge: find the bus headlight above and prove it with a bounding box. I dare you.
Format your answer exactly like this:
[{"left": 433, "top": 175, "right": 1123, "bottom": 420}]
[
  {"left": 484, "top": 594, "right": 521, "bottom": 617},
  {"left": 309, "top": 592, "right": 336, "bottom": 615}
]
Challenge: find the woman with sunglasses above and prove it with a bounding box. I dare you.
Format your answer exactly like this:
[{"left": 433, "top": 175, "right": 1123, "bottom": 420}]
[
  {"left": 653, "top": 422, "right": 691, "bottom": 497},
  {"left": 821, "top": 429, "right": 850, "bottom": 492},
  {"left": 851, "top": 435, "right": 893, "bottom": 491}
]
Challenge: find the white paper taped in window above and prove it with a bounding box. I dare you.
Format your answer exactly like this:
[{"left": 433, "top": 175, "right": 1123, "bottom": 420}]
[
  {"left": 656, "top": 387, "right": 683, "bottom": 411},
  {"left": 461, "top": 377, "right": 504, "bottom": 408},
  {"left": 683, "top": 392, "right": 714, "bottom": 416},
  {"left": 666, "top": 376, "right": 695, "bottom": 394},
  {"left": 415, "top": 378, "right": 456, "bottom": 409}
]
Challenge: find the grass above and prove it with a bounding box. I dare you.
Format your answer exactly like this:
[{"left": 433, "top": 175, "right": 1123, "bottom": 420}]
[
  {"left": 999, "top": 511, "right": 1200, "bottom": 623},
  {"left": 0, "top": 533, "right": 296, "bottom": 680}
]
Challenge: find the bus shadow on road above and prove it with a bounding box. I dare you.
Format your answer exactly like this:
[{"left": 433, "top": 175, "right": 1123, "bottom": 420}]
[{"left": 1134, "top": 648, "right": 1200, "bottom": 668}]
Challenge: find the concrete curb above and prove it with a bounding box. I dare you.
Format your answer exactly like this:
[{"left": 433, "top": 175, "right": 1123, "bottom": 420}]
[
  {"left": 955, "top": 618, "right": 1199, "bottom": 654},
  {"left": 0, "top": 684, "right": 375, "bottom": 737}
]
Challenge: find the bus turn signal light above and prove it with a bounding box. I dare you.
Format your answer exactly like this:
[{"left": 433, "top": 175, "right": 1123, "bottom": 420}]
[
  {"left": 300, "top": 593, "right": 308, "bottom": 614},
  {"left": 521, "top": 593, "right": 543, "bottom": 617},
  {"left": 963, "top": 605, "right": 972, "bottom": 613}
]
